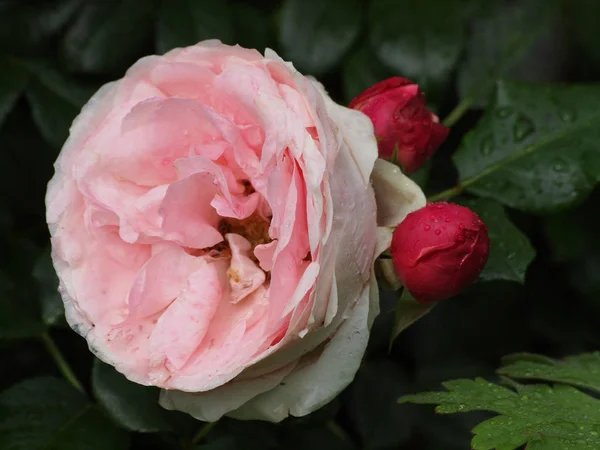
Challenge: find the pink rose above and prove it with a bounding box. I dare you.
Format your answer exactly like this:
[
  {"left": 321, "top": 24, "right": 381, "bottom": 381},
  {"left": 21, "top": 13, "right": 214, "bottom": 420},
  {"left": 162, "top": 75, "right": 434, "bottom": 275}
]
[
  {"left": 349, "top": 77, "right": 449, "bottom": 173},
  {"left": 46, "top": 41, "right": 425, "bottom": 422}
]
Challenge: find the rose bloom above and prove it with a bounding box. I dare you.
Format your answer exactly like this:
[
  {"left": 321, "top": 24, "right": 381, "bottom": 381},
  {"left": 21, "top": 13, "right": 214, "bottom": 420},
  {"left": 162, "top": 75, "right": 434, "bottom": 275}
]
[{"left": 46, "top": 41, "right": 425, "bottom": 422}]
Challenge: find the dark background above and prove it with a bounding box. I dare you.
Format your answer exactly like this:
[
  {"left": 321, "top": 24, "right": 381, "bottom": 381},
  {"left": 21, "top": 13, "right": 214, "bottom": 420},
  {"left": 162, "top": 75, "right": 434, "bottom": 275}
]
[{"left": 1, "top": 0, "right": 600, "bottom": 449}]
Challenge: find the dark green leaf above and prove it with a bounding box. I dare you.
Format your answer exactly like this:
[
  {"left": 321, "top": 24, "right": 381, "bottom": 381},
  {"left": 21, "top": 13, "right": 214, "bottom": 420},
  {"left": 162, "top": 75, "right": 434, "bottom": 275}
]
[
  {"left": 32, "top": 249, "right": 65, "bottom": 327},
  {"left": 401, "top": 378, "right": 600, "bottom": 450},
  {"left": 232, "top": 4, "right": 273, "bottom": 52},
  {"left": 156, "top": 0, "right": 234, "bottom": 54},
  {"left": 196, "top": 437, "right": 238, "bottom": 450},
  {"left": 389, "top": 289, "right": 433, "bottom": 351},
  {"left": 0, "top": 0, "right": 80, "bottom": 54},
  {"left": 499, "top": 352, "right": 600, "bottom": 394},
  {"left": 369, "top": 0, "right": 471, "bottom": 100},
  {"left": 461, "top": 198, "right": 535, "bottom": 283},
  {"left": 0, "top": 105, "right": 57, "bottom": 216},
  {"left": 458, "top": 0, "right": 562, "bottom": 107},
  {"left": 0, "top": 270, "right": 42, "bottom": 341},
  {"left": 92, "top": 359, "right": 173, "bottom": 433},
  {"left": 453, "top": 81, "right": 600, "bottom": 213},
  {"left": 279, "top": 0, "right": 361, "bottom": 76},
  {"left": 61, "top": 0, "right": 156, "bottom": 74},
  {"left": 347, "top": 359, "right": 413, "bottom": 449},
  {"left": 410, "top": 160, "right": 432, "bottom": 190},
  {"left": 24, "top": 63, "right": 95, "bottom": 148},
  {"left": 0, "top": 377, "right": 130, "bottom": 450},
  {"left": 0, "top": 57, "right": 29, "bottom": 129},
  {"left": 569, "top": 0, "right": 600, "bottom": 71},
  {"left": 278, "top": 425, "right": 354, "bottom": 450},
  {"left": 342, "top": 44, "right": 392, "bottom": 103}
]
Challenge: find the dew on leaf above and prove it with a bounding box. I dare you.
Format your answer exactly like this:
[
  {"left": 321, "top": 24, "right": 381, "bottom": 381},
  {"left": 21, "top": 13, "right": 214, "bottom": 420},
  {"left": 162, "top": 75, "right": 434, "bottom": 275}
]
[
  {"left": 492, "top": 399, "right": 516, "bottom": 409},
  {"left": 559, "top": 109, "right": 576, "bottom": 123},
  {"left": 496, "top": 107, "right": 514, "bottom": 119},
  {"left": 513, "top": 114, "right": 535, "bottom": 142},
  {"left": 480, "top": 135, "right": 494, "bottom": 156}
]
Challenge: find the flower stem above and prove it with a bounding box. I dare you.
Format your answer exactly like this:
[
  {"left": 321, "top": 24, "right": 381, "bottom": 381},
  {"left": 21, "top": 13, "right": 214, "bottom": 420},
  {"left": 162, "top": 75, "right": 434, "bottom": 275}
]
[
  {"left": 442, "top": 97, "right": 473, "bottom": 128},
  {"left": 327, "top": 420, "right": 357, "bottom": 448},
  {"left": 191, "top": 421, "right": 218, "bottom": 445},
  {"left": 41, "top": 330, "right": 85, "bottom": 393},
  {"left": 427, "top": 184, "right": 464, "bottom": 202}
]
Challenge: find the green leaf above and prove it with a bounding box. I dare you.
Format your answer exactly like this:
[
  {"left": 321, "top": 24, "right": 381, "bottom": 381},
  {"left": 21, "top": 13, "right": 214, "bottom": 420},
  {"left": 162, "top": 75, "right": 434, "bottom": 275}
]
[
  {"left": 0, "top": 270, "right": 43, "bottom": 341},
  {"left": 92, "top": 359, "right": 174, "bottom": 433},
  {"left": 32, "top": 249, "right": 65, "bottom": 327},
  {"left": 389, "top": 289, "right": 433, "bottom": 351},
  {"left": 0, "top": 57, "right": 29, "bottom": 129},
  {"left": 499, "top": 352, "right": 600, "bottom": 394},
  {"left": 400, "top": 378, "right": 600, "bottom": 450},
  {"left": 569, "top": 0, "right": 600, "bottom": 71},
  {"left": 347, "top": 359, "right": 413, "bottom": 449},
  {"left": 24, "top": 63, "right": 95, "bottom": 148},
  {"left": 156, "top": 0, "right": 234, "bottom": 55},
  {"left": 410, "top": 160, "right": 432, "bottom": 190},
  {"left": 457, "top": 0, "right": 561, "bottom": 107},
  {"left": 342, "top": 44, "right": 392, "bottom": 103},
  {"left": 460, "top": 198, "right": 535, "bottom": 283},
  {"left": 232, "top": 4, "right": 273, "bottom": 53},
  {"left": 61, "top": 0, "right": 155, "bottom": 74},
  {"left": 369, "top": 0, "right": 471, "bottom": 101},
  {"left": 279, "top": 0, "right": 361, "bottom": 76},
  {"left": 453, "top": 81, "right": 600, "bottom": 213},
  {"left": 0, "top": 0, "right": 80, "bottom": 54},
  {"left": 0, "top": 377, "right": 130, "bottom": 450}
]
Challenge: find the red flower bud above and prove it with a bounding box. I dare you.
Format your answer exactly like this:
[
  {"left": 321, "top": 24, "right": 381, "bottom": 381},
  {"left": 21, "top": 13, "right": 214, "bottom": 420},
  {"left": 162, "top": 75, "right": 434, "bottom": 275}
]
[
  {"left": 391, "top": 202, "right": 490, "bottom": 303},
  {"left": 349, "top": 77, "right": 449, "bottom": 173}
]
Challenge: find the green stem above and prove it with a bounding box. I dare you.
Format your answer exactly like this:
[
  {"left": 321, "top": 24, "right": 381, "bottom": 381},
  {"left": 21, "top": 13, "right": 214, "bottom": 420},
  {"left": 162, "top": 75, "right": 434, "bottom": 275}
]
[
  {"left": 41, "top": 330, "right": 85, "bottom": 393},
  {"left": 191, "top": 421, "right": 218, "bottom": 445},
  {"left": 442, "top": 97, "right": 473, "bottom": 128},
  {"left": 327, "top": 420, "right": 357, "bottom": 448},
  {"left": 427, "top": 184, "right": 465, "bottom": 202}
]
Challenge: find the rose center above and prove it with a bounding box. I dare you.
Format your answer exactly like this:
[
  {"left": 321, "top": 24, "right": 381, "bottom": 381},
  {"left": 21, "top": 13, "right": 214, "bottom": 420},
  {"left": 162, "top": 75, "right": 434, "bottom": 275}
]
[{"left": 218, "top": 213, "right": 272, "bottom": 250}]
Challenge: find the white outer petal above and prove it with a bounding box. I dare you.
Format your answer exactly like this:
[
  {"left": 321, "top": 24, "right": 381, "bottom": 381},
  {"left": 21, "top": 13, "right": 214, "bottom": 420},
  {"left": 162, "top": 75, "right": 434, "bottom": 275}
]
[
  {"left": 371, "top": 159, "right": 426, "bottom": 228},
  {"left": 158, "top": 361, "right": 298, "bottom": 422},
  {"left": 228, "top": 275, "right": 374, "bottom": 422}
]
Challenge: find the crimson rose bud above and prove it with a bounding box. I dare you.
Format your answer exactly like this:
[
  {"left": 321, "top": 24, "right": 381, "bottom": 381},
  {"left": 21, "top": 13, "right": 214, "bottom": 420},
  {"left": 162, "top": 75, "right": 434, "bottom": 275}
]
[
  {"left": 349, "top": 77, "right": 449, "bottom": 173},
  {"left": 391, "top": 202, "right": 490, "bottom": 303}
]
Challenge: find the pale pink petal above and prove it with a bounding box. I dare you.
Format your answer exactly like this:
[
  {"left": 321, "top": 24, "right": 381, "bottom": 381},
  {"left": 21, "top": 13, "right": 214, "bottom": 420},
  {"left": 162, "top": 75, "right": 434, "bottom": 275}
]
[
  {"left": 254, "top": 240, "right": 277, "bottom": 271},
  {"left": 104, "top": 98, "right": 227, "bottom": 186},
  {"left": 125, "top": 244, "right": 202, "bottom": 320},
  {"left": 226, "top": 234, "right": 266, "bottom": 303},
  {"left": 148, "top": 262, "right": 222, "bottom": 373},
  {"left": 160, "top": 173, "right": 222, "bottom": 249}
]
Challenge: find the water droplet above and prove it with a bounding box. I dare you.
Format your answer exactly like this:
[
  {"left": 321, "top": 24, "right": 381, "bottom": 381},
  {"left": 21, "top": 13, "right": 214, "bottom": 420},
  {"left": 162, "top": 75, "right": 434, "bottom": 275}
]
[
  {"left": 513, "top": 114, "right": 535, "bottom": 142},
  {"left": 424, "top": 224, "right": 431, "bottom": 231},
  {"left": 507, "top": 252, "right": 516, "bottom": 260},
  {"left": 445, "top": 217, "right": 451, "bottom": 223},
  {"left": 559, "top": 109, "right": 576, "bottom": 123},
  {"left": 435, "top": 230, "right": 442, "bottom": 235},
  {"left": 492, "top": 399, "right": 516, "bottom": 409},
  {"left": 554, "top": 421, "right": 578, "bottom": 431},
  {"left": 496, "top": 107, "right": 513, "bottom": 118},
  {"left": 552, "top": 160, "right": 569, "bottom": 173},
  {"left": 480, "top": 135, "right": 494, "bottom": 156}
]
